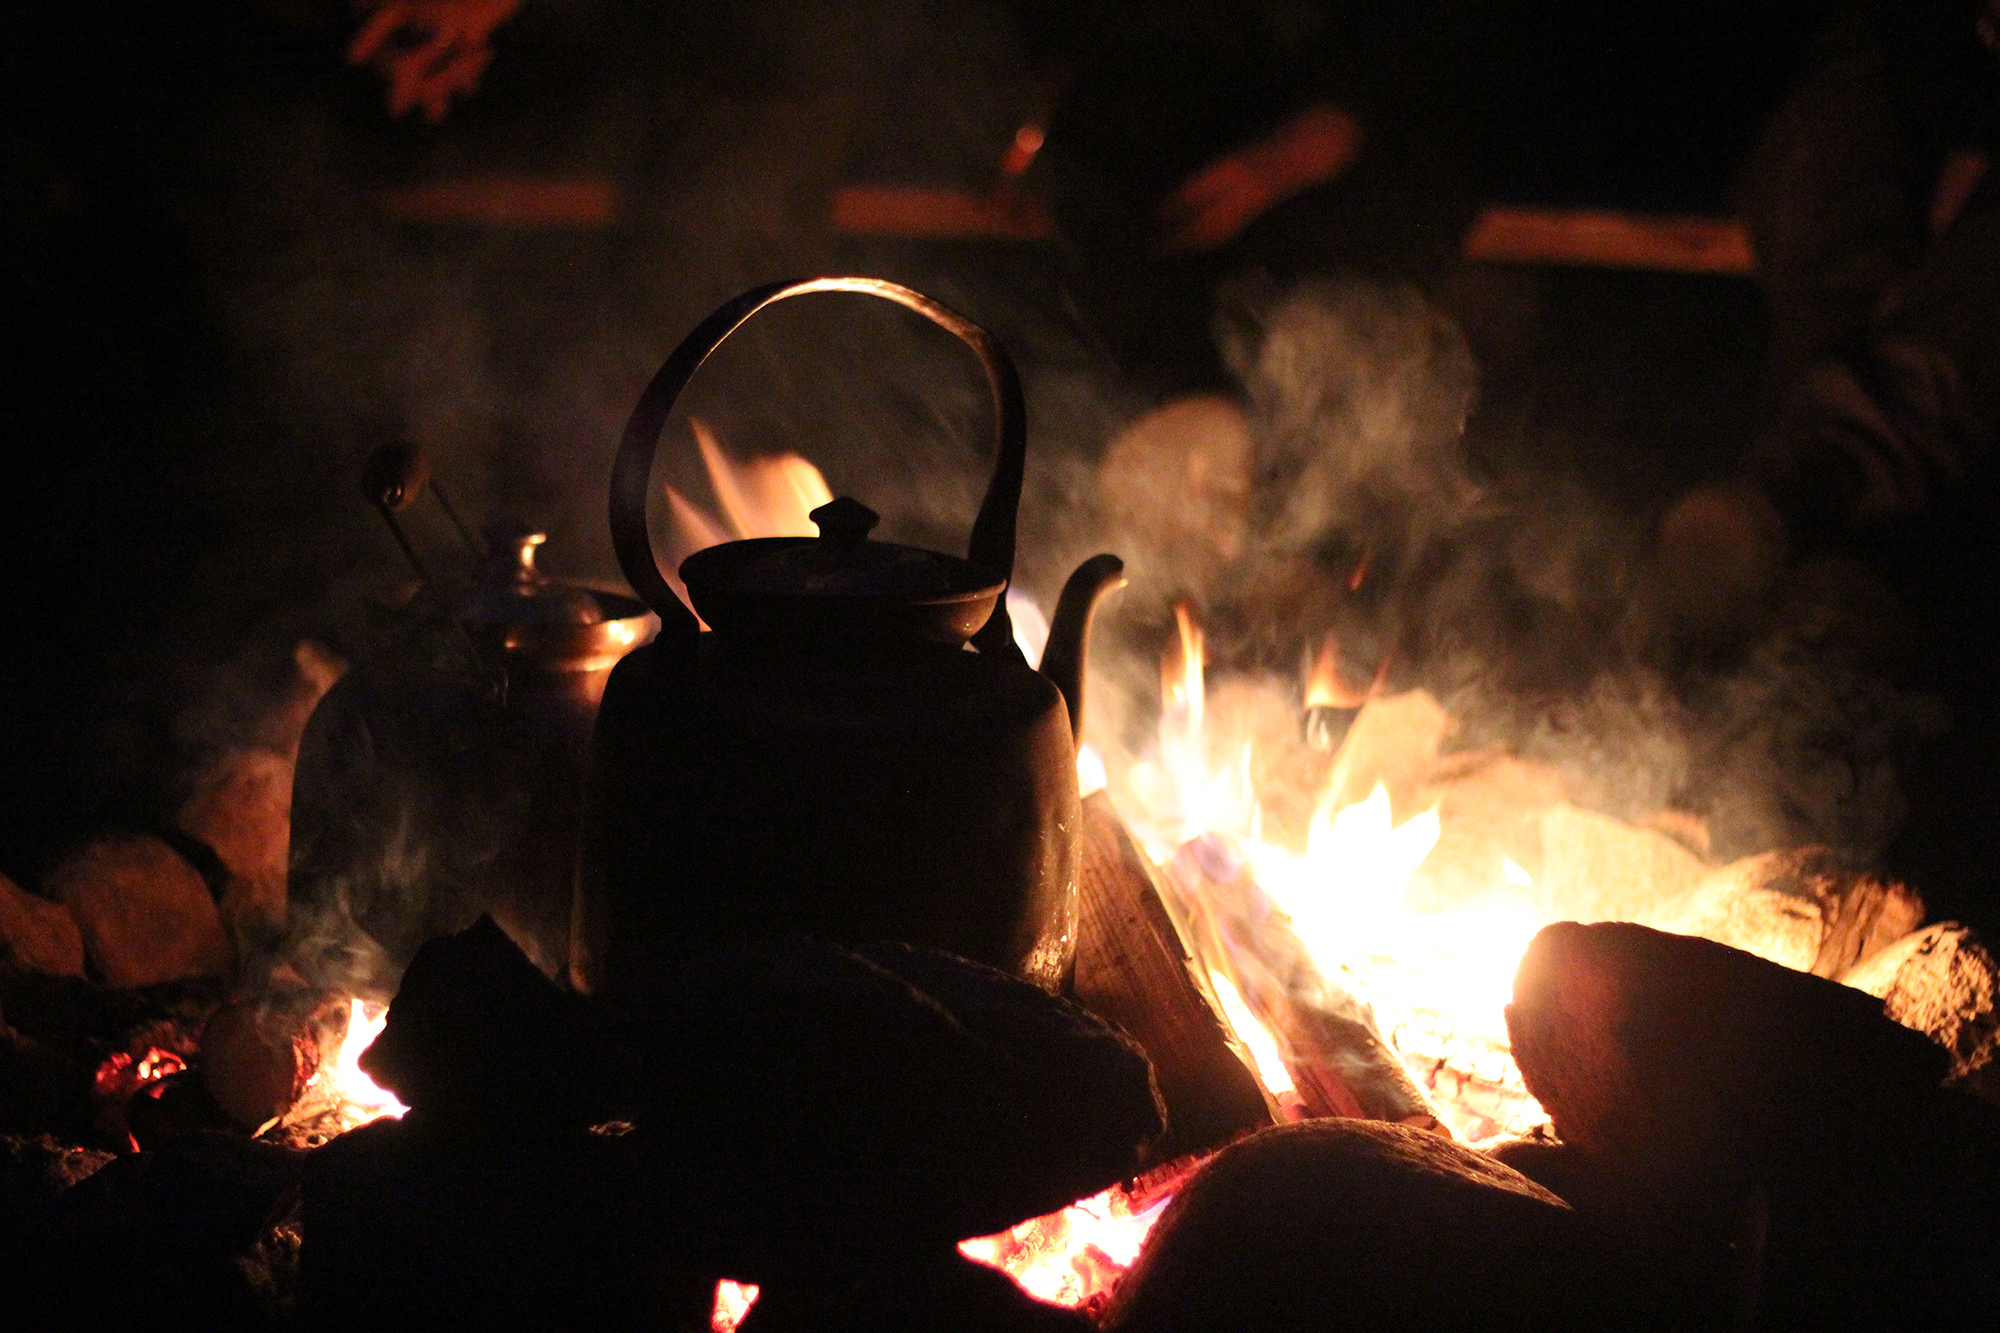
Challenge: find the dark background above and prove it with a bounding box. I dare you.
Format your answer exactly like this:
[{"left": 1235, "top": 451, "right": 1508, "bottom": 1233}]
[{"left": 0, "top": 1, "right": 1861, "bottom": 889}]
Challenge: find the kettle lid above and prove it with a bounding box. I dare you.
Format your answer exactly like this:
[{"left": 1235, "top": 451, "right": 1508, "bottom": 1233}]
[
  {"left": 680, "top": 498, "right": 1005, "bottom": 641},
  {"left": 457, "top": 521, "right": 606, "bottom": 627}
]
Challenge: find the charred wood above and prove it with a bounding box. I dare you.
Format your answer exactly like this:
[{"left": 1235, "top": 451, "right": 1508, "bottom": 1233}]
[
  {"left": 615, "top": 932, "right": 1161, "bottom": 1282},
  {"left": 1161, "top": 833, "right": 1445, "bottom": 1129}
]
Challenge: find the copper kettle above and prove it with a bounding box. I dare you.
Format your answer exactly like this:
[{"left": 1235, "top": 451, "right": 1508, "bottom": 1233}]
[{"left": 573, "top": 278, "right": 1123, "bottom": 1000}]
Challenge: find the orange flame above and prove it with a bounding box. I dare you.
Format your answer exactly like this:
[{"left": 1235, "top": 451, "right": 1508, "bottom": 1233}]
[
  {"left": 1114, "top": 603, "right": 1550, "bottom": 1144},
  {"left": 1303, "top": 634, "right": 1369, "bottom": 711},
  {"left": 675, "top": 417, "right": 833, "bottom": 545},
  {"left": 328, "top": 1000, "right": 407, "bottom": 1124}
]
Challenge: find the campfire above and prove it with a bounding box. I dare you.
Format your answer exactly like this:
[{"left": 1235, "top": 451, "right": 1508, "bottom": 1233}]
[{"left": 5, "top": 287, "right": 2000, "bottom": 1333}]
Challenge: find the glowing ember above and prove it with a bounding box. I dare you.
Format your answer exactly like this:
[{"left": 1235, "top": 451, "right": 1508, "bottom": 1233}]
[
  {"left": 710, "top": 1279, "right": 759, "bottom": 1332},
  {"left": 959, "top": 1180, "right": 1178, "bottom": 1313}
]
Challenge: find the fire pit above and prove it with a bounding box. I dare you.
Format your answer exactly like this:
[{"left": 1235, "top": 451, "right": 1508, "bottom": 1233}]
[{"left": 5, "top": 280, "right": 2000, "bottom": 1333}]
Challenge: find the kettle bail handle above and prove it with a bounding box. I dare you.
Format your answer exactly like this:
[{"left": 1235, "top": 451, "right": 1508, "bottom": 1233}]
[{"left": 611, "top": 277, "right": 1029, "bottom": 653}]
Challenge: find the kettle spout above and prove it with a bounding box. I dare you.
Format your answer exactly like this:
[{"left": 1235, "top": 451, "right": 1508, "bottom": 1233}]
[{"left": 1038, "top": 554, "right": 1125, "bottom": 741}]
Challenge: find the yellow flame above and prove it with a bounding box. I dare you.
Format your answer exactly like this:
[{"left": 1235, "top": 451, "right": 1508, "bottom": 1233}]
[
  {"left": 1303, "top": 634, "right": 1367, "bottom": 710},
  {"left": 710, "top": 1280, "right": 759, "bottom": 1332},
  {"left": 1118, "top": 601, "right": 1549, "bottom": 1144},
  {"left": 331, "top": 1001, "right": 407, "bottom": 1122},
  {"left": 1206, "top": 970, "right": 1294, "bottom": 1095},
  {"left": 693, "top": 418, "right": 833, "bottom": 539}
]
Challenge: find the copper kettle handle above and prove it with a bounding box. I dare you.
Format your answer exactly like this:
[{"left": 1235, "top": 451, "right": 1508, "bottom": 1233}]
[{"left": 611, "top": 277, "right": 1028, "bottom": 653}]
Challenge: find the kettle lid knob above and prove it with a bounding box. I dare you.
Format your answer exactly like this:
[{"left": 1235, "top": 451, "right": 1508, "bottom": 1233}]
[{"left": 810, "top": 496, "right": 881, "bottom": 545}]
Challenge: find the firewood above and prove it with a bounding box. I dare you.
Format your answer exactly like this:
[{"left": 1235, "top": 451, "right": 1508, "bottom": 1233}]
[
  {"left": 1650, "top": 849, "right": 1827, "bottom": 972},
  {"left": 1103, "top": 1121, "right": 1604, "bottom": 1333},
  {"left": 1843, "top": 922, "right": 1999, "bottom": 1096},
  {"left": 196, "top": 1000, "right": 315, "bottom": 1131},
  {"left": 857, "top": 940, "right": 1166, "bottom": 1204},
  {"left": 1807, "top": 868, "right": 1924, "bottom": 980},
  {"left": 1649, "top": 847, "right": 1924, "bottom": 979},
  {"left": 1073, "top": 792, "right": 1275, "bottom": 1161},
  {"left": 1160, "top": 835, "right": 1445, "bottom": 1130},
  {"left": 44, "top": 834, "right": 231, "bottom": 988},
  {"left": 0, "top": 871, "right": 82, "bottom": 978}
]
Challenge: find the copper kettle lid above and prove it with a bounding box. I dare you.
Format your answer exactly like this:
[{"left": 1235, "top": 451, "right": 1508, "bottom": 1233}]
[{"left": 457, "top": 521, "right": 606, "bottom": 627}]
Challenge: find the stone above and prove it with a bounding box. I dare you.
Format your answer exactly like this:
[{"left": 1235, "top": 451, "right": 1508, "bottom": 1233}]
[
  {"left": 1103, "top": 1120, "right": 1605, "bottom": 1333},
  {"left": 46, "top": 834, "right": 232, "bottom": 987},
  {"left": 176, "top": 747, "right": 294, "bottom": 944},
  {"left": 1507, "top": 921, "right": 2000, "bottom": 1328},
  {"left": 0, "top": 872, "right": 83, "bottom": 978},
  {"left": 1651, "top": 850, "right": 1827, "bottom": 971}
]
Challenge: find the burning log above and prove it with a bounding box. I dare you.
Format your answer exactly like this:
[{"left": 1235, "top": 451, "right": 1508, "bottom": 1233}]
[
  {"left": 1102, "top": 1121, "right": 1603, "bottom": 1333},
  {"left": 1506, "top": 922, "right": 2000, "bottom": 1328},
  {"left": 44, "top": 833, "right": 232, "bottom": 988},
  {"left": 1843, "top": 922, "right": 2000, "bottom": 1101},
  {"left": 1650, "top": 847, "right": 1924, "bottom": 978},
  {"left": 1073, "top": 792, "right": 1276, "bottom": 1160},
  {"left": 0, "top": 871, "right": 83, "bottom": 978},
  {"left": 196, "top": 1001, "right": 318, "bottom": 1132},
  {"left": 1160, "top": 834, "right": 1446, "bottom": 1131}
]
